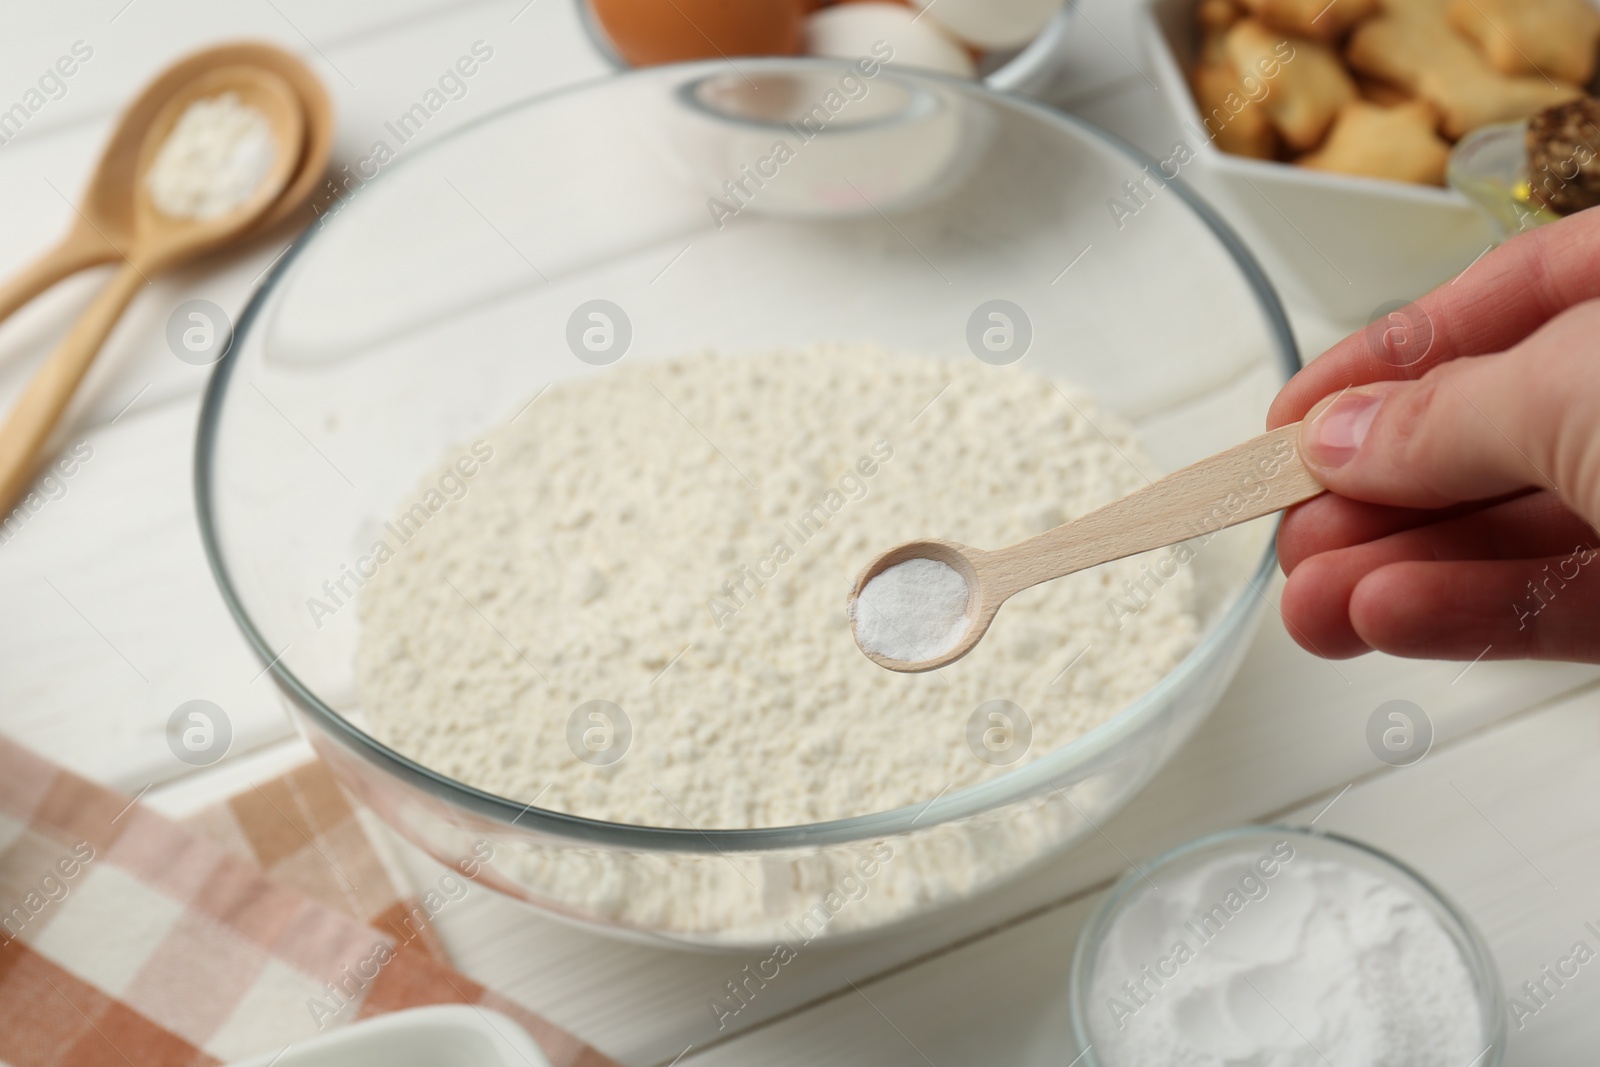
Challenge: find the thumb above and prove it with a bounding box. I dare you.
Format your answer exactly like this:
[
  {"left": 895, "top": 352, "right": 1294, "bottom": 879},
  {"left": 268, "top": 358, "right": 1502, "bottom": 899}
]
[{"left": 1295, "top": 351, "right": 1561, "bottom": 511}]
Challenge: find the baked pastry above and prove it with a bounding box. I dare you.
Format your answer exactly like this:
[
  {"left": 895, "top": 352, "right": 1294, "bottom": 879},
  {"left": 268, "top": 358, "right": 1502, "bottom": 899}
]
[
  {"left": 1192, "top": 54, "right": 1279, "bottom": 158},
  {"left": 1348, "top": 0, "right": 1582, "bottom": 140},
  {"left": 1448, "top": 0, "right": 1600, "bottom": 86},
  {"left": 1526, "top": 97, "right": 1600, "bottom": 215},
  {"left": 1356, "top": 76, "right": 1413, "bottom": 107},
  {"left": 1225, "top": 19, "right": 1356, "bottom": 150},
  {"left": 1239, "top": 0, "right": 1378, "bottom": 41},
  {"left": 1300, "top": 99, "right": 1451, "bottom": 184},
  {"left": 1198, "top": 0, "right": 1244, "bottom": 32}
]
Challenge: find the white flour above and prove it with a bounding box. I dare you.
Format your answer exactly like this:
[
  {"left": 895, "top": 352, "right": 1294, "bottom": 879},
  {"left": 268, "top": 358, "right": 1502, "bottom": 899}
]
[
  {"left": 356, "top": 344, "right": 1198, "bottom": 830},
  {"left": 1089, "top": 848, "right": 1486, "bottom": 1067},
  {"left": 852, "top": 557, "right": 971, "bottom": 661},
  {"left": 146, "top": 92, "right": 274, "bottom": 219}
]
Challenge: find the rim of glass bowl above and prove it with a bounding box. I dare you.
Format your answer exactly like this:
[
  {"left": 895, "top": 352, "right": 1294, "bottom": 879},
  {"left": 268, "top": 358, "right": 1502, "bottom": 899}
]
[
  {"left": 195, "top": 57, "right": 1301, "bottom": 854},
  {"left": 1065, "top": 824, "right": 1508, "bottom": 1067},
  {"left": 675, "top": 69, "right": 942, "bottom": 134}
]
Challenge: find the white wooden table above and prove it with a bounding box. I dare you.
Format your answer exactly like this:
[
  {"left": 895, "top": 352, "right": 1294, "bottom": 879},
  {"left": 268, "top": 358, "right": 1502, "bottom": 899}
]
[{"left": 3, "top": 3, "right": 1597, "bottom": 1065}]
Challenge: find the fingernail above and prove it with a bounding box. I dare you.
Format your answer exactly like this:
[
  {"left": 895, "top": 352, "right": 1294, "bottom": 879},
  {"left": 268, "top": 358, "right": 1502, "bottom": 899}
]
[{"left": 1303, "top": 391, "right": 1383, "bottom": 468}]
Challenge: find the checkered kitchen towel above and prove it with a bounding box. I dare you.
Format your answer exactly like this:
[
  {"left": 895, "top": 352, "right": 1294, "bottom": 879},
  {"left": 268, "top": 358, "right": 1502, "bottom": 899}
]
[
  {"left": 179, "top": 758, "right": 453, "bottom": 966},
  {"left": 0, "top": 735, "right": 618, "bottom": 1067}
]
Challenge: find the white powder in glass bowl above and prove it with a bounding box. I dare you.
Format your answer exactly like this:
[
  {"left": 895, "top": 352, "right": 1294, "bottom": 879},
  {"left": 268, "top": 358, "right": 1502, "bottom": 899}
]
[
  {"left": 355, "top": 344, "right": 1198, "bottom": 830},
  {"left": 1088, "top": 851, "right": 1487, "bottom": 1066}
]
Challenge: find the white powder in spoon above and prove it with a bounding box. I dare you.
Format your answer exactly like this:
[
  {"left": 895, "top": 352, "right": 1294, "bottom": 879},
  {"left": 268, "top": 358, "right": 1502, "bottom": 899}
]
[
  {"left": 145, "top": 92, "right": 275, "bottom": 219},
  {"left": 852, "top": 557, "right": 971, "bottom": 661}
]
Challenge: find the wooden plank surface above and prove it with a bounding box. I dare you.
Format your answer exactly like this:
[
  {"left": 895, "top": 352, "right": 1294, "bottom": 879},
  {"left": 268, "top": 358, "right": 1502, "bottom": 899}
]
[
  {"left": 372, "top": 600, "right": 1598, "bottom": 1065},
  {"left": 0, "top": 0, "right": 609, "bottom": 789},
  {"left": 678, "top": 683, "right": 1600, "bottom": 1067},
  {"left": 4, "top": 2, "right": 1595, "bottom": 1067}
]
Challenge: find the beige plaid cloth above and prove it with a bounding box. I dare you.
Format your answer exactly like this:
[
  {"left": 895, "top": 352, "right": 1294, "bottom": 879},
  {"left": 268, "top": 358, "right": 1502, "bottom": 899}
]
[{"left": 0, "top": 735, "right": 618, "bottom": 1067}]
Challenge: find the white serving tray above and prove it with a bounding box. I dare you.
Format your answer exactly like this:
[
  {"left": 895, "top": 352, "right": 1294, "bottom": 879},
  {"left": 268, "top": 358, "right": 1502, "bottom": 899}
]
[{"left": 1139, "top": 0, "right": 1503, "bottom": 320}]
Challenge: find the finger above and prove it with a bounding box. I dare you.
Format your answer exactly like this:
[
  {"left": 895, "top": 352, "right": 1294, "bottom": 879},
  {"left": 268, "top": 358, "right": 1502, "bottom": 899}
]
[
  {"left": 1280, "top": 551, "right": 1376, "bottom": 659},
  {"left": 1350, "top": 553, "right": 1600, "bottom": 662},
  {"left": 1269, "top": 209, "right": 1600, "bottom": 429},
  {"left": 1293, "top": 302, "right": 1600, "bottom": 516},
  {"left": 1297, "top": 366, "right": 1543, "bottom": 509},
  {"left": 1279, "top": 494, "right": 1600, "bottom": 658},
  {"left": 1276, "top": 491, "right": 1537, "bottom": 575}
]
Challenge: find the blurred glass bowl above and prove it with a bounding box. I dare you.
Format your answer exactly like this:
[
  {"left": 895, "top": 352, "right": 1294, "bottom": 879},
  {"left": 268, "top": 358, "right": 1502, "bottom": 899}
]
[
  {"left": 1069, "top": 825, "right": 1506, "bottom": 1067},
  {"left": 198, "top": 59, "right": 1298, "bottom": 948},
  {"left": 1448, "top": 120, "right": 1562, "bottom": 240},
  {"left": 576, "top": 0, "right": 1078, "bottom": 98}
]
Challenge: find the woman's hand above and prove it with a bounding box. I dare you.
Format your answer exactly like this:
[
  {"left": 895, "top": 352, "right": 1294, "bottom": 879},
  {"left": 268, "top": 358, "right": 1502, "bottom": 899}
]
[{"left": 1268, "top": 208, "right": 1600, "bottom": 663}]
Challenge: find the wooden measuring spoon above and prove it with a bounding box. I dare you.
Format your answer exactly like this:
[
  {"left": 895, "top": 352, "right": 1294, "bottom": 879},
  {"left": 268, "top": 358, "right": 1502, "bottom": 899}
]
[
  {"left": 0, "top": 66, "right": 303, "bottom": 514},
  {"left": 849, "top": 422, "right": 1326, "bottom": 673},
  {"left": 0, "top": 41, "right": 332, "bottom": 327}
]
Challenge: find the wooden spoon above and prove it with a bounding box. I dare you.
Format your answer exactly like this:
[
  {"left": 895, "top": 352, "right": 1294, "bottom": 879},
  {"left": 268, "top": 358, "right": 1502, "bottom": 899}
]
[
  {"left": 0, "top": 41, "right": 333, "bottom": 327},
  {"left": 0, "top": 66, "right": 303, "bottom": 514},
  {"left": 849, "top": 422, "right": 1326, "bottom": 673}
]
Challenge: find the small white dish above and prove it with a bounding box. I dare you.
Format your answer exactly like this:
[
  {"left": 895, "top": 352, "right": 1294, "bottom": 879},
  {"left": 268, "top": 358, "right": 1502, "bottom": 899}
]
[
  {"left": 1140, "top": 0, "right": 1501, "bottom": 321},
  {"left": 224, "top": 1005, "right": 553, "bottom": 1067}
]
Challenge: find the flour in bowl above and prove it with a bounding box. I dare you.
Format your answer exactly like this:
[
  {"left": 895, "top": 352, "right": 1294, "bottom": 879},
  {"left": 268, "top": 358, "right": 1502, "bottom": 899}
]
[{"left": 356, "top": 344, "right": 1198, "bottom": 829}]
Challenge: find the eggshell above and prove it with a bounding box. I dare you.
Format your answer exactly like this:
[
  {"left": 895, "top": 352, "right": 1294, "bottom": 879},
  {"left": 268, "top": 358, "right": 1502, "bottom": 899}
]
[
  {"left": 590, "top": 0, "right": 806, "bottom": 67},
  {"left": 907, "top": 0, "right": 1061, "bottom": 50},
  {"left": 804, "top": 2, "right": 975, "bottom": 78}
]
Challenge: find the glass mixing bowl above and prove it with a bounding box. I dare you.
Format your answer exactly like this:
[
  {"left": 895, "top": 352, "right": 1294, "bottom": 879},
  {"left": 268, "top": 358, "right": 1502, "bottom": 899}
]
[{"left": 197, "top": 58, "right": 1299, "bottom": 949}]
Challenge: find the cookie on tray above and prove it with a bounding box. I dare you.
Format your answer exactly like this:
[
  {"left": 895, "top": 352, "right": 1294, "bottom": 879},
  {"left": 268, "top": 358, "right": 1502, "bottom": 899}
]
[
  {"left": 1526, "top": 97, "right": 1600, "bottom": 215},
  {"left": 1348, "top": 0, "right": 1582, "bottom": 140},
  {"left": 1239, "top": 0, "right": 1377, "bottom": 41},
  {"left": 1198, "top": 0, "right": 1245, "bottom": 32},
  {"left": 1448, "top": 0, "right": 1600, "bottom": 86},
  {"left": 1299, "top": 99, "right": 1452, "bottom": 184},
  {"left": 1356, "top": 76, "right": 1413, "bottom": 107},
  {"left": 1225, "top": 19, "right": 1356, "bottom": 150},
  {"left": 1193, "top": 54, "right": 1279, "bottom": 158}
]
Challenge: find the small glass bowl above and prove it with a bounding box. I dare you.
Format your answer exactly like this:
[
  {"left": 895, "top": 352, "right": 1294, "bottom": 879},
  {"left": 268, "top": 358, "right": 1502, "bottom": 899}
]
[
  {"left": 574, "top": 0, "right": 1078, "bottom": 98},
  {"left": 1068, "top": 825, "right": 1507, "bottom": 1067},
  {"left": 1448, "top": 121, "right": 1561, "bottom": 240}
]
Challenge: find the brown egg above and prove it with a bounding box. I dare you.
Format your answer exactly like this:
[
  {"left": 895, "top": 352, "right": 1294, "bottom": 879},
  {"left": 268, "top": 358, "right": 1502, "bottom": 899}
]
[{"left": 590, "top": 0, "right": 808, "bottom": 67}]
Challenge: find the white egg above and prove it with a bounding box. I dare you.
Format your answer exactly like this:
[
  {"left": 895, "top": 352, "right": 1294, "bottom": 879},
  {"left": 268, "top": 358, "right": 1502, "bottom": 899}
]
[
  {"left": 909, "top": 0, "right": 1062, "bottom": 50},
  {"left": 804, "top": 3, "right": 975, "bottom": 79}
]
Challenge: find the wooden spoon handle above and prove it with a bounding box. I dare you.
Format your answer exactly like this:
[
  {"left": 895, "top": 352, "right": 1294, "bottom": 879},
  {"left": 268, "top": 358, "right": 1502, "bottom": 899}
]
[
  {"left": 987, "top": 422, "right": 1324, "bottom": 597},
  {"left": 0, "top": 262, "right": 144, "bottom": 514},
  {"left": 0, "top": 224, "right": 120, "bottom": 327}
]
